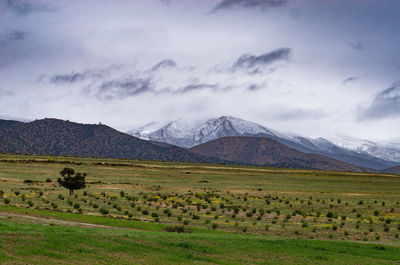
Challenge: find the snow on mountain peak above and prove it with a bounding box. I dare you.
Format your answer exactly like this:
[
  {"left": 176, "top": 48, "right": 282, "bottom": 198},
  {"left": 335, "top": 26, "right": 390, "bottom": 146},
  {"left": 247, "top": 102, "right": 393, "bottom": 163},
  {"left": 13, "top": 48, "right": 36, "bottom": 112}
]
[
  {"left": 127, "top": 116, "right": 400, "bottom": 164},
  {"left": 329, "top": 135, "right": 400, "bottom": 162},
  {"left": 127, "top": 116, "right": 278, "bottom": 147}
]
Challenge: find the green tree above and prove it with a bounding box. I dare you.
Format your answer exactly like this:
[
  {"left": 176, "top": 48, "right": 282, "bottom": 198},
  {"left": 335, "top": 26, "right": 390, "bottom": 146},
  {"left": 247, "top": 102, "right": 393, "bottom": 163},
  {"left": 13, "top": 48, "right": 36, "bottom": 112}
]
[{"left": 57, "top": 168, "right": 87, "bottom": 195}]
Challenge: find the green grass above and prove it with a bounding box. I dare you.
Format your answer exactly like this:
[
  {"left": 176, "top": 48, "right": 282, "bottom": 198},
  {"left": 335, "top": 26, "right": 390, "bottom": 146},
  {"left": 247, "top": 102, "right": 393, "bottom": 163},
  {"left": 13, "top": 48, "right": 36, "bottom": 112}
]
[
  {"left": 0, "top": 219, "right": 399, "bottom": 264},
  {"left": 0, "top": 204, "right": 166, "bottom": 231}
]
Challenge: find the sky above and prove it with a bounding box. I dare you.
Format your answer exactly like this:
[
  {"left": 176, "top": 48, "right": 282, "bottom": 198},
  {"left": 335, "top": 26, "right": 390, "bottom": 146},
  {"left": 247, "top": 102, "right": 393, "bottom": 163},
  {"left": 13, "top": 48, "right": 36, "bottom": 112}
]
[{"left": 1, "top": 0, "right": 400, "bottom": 142}]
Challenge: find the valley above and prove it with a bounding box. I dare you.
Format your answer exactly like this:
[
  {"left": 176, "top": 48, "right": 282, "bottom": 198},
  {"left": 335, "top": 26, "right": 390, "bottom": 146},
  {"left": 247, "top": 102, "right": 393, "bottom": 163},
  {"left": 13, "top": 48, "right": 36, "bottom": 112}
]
[{"left": 0, "top": 154, "right": 400, "bottom": 264}]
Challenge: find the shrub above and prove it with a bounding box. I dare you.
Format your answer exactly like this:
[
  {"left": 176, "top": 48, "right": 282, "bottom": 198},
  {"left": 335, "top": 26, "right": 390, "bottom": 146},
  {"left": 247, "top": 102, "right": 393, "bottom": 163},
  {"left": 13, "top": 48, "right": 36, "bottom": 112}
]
[
  {"left": 58, "top": 194, "right": 65, "bottom": 200},
  {"left": 99, "top": 208, "right": 109, "bottom": 215},
  {"left": 45, "top": 178, "right": 52, "bottom": 183},
  {"left": 192, "top": 214, "right": 200, "bottom": 220},
  {"left": 212, "top": 223, "right": 218, "bottom": 230},
  {"left": 27, "top": 200, "right": 33, "bottom": 207},
  {"left": 374, "top": 210, "right": 379, "bottom": 216},
  {"left": 73, "top": 203, "right": 80, "bottom": 209},
  {"left": 4, "top": 198, "right": 10, "bottom": 204},
  {"left": 326, "top": 212, "right": 334, "bottom": 218},
  {"left": 92, "top": 204, "right": 99, "bottom": 209}
]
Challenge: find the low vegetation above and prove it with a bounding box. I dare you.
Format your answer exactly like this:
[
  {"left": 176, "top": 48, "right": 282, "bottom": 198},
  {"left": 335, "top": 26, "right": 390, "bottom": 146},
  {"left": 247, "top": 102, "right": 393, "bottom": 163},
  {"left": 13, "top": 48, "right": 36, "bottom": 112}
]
[{"left": 0, "top": 153, "right": 399, "bottom": 264}]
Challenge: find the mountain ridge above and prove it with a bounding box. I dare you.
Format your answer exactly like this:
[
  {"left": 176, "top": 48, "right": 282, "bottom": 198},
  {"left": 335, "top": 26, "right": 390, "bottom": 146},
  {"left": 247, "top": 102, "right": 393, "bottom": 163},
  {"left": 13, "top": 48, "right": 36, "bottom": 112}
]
[
  {"left": 0, "top": 117, "right": 394, "bottom": 173},
  {"left": 0, "top": 118, "right": 224, "bottom": 164},
  {"left": 128, "top": 116, "right": 398, "bottom": 170},
  {"left": 190, "top": 136, "right": 369, "bottom": 172}
]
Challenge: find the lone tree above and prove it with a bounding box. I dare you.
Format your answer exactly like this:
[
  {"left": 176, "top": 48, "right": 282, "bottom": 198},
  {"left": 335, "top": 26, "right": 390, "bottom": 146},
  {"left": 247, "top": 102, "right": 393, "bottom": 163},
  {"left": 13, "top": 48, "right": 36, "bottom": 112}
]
[{"left": 58, "top": 168, "right": 87, "bottom": 195}]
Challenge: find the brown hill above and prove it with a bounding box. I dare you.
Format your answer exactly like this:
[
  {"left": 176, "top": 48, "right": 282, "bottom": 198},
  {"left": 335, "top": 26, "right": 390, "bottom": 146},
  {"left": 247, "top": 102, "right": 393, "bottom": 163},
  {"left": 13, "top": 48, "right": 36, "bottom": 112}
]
[
  {"left": 190, "top": 136, "right": 369, "bottom": 172},
  {"left": 0, "top": 118, "right": 223, "bottom": 164},
  {"left": 382, "top": 165, "right": 400, "bottom": 174},
  {"left": 0, "top": 119, "right": 22, "bottom": 130}
]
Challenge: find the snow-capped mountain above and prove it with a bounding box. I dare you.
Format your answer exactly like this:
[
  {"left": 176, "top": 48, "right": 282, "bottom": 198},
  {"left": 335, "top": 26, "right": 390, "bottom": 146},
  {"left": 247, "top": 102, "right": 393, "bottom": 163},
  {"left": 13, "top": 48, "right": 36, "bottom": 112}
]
[
  {"left": 127, "top": 116, "right": 399, "bottom": 170},
  {"left": 128, "top": 121, "right": 171, "bottom": 140},
  {"left": 128, "top": 116, "right": 280, "bottom": 148},
  {"left": 329, "top": 136, "right": 400, "bottom": 162}
]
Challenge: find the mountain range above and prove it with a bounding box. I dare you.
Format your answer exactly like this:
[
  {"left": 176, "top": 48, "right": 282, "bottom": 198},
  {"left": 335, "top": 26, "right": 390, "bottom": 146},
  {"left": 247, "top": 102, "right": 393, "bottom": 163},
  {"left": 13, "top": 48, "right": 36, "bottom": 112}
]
[
  {"left": 0, "top": 118, "right": 224, "bottom": 164},
  {"left": 0, "top": 117, "right": 398, "bottom": 173},
  {"left": 128, "top": 116, "right": 400, "bottom": 170}
]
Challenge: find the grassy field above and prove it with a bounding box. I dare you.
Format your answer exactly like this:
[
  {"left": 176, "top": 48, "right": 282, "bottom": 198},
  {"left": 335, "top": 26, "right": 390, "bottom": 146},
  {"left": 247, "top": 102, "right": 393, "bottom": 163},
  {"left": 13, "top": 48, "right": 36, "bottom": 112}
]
[{"left": 0, "top": 153, "right": 400, "bottom": 264}]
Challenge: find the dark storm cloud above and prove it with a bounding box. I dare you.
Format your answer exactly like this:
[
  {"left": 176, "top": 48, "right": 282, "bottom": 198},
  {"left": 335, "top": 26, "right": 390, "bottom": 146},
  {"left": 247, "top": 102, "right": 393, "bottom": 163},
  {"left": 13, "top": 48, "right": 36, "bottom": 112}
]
[
  {"left": 151, "top": 59, "right": 177, "bottom": 71},
  {"left": 342, "top": 76, "right": 360, "bottom": 85},
  {"left": 5, "top": 0, "right": 54, "bottom": 15},
  {"left": 247, "top": 84, "right": 263, "bottom": 91},
  {"left": 180, "top": 83, "right": 218, "bottom": 93},
  {"left": 46, "top": 65, "right": 120, "bottom": 84},
  {"left": 347, "top": 40, "right": 365, "bottom": 51},
  {"left": 50, "top": 73, "right": 87, "bottom": 84},
  {"left": 233, "top": 48, "right": 291, "bottom": 70},
  {"left": 6, "top": 31, "right": 25, "bottom": 41},
  {"left": 359, "top": 82, "right": 400, "bottom": 120},
  {"left": 95, "top": 77, "right": 153, "bottom": 99},
  {"left": 212, "top": 0, "right": 288, "bottom": 11},
  {"left": 0, "top": 89, "right": 14, "bottom": 97},
  {"left": 0, "top": 31, "right": 26, "bottom": 45}
]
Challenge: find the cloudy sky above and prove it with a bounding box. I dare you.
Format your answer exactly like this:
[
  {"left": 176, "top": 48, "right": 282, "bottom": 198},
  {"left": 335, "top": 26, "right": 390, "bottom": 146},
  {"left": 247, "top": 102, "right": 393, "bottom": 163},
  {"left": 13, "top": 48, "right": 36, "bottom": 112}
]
[{"left": 1, "top": 0, "right": 400, "bottom": 142}]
